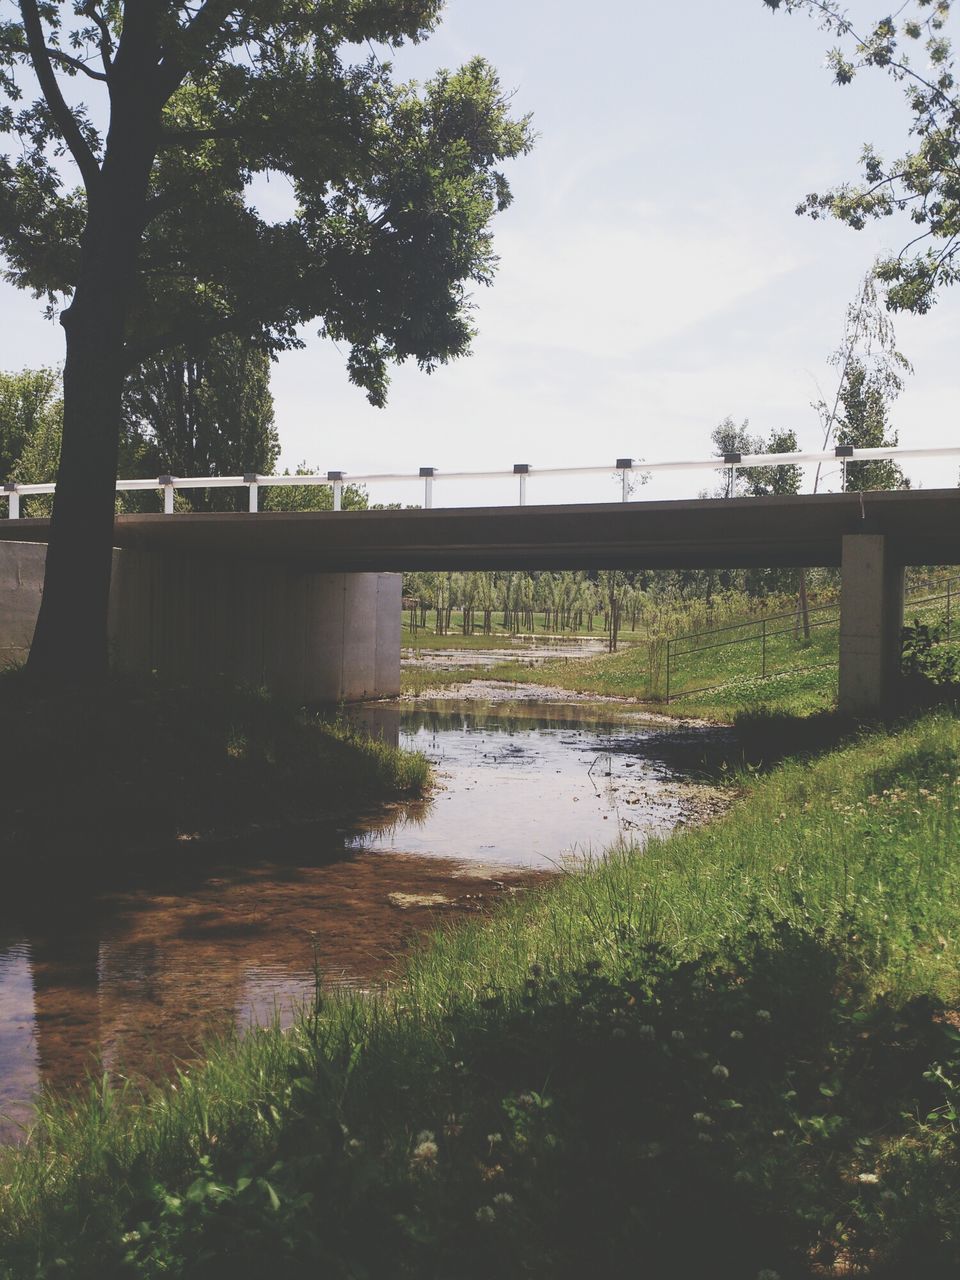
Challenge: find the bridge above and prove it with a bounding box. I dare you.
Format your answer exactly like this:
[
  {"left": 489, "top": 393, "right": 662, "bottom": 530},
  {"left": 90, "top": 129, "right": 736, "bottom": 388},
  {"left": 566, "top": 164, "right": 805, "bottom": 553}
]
[{"left": 2, "top": 446, "right": 959, "bottom": 715}]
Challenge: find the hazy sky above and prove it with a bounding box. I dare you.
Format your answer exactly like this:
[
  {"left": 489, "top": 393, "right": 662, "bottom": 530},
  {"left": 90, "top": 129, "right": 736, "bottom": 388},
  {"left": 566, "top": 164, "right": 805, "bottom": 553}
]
[{"left": 2, "top": 0, "right": 957, "bottom": 505}]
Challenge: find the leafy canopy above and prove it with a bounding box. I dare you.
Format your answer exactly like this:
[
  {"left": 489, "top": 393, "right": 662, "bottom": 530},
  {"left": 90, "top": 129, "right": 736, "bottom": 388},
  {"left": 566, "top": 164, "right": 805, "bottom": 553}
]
[
  {"left": 0, "top": 2, "right": 533, "bottom": 403},
  {"left": 763, "top": 0, "right": 959, "bottom": 311}
]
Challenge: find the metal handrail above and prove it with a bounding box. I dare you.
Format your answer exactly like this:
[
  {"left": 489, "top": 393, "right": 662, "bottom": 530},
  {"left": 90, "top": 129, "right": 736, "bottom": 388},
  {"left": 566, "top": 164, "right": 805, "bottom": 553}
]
[{"left": 3, "top": 442, "right": 959, "bottom": 518}]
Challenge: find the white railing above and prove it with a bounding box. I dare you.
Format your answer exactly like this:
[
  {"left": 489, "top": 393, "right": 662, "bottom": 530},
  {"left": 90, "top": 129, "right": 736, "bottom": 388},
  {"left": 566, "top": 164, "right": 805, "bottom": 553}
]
[{"left": 2, "top": 444, "right": 959, "bottom": 518}]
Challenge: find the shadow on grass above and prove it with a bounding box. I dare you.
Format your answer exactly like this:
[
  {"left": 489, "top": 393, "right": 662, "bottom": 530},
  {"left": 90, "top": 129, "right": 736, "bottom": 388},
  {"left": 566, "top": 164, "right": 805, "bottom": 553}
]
[{"left": 6, "top": 923, "right": 958, "bottom": 1278}]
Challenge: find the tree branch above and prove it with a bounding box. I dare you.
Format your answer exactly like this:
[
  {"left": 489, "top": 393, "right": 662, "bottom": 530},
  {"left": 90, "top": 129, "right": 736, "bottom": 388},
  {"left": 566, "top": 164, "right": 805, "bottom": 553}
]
[
  {"left": 17, "top": 0, "right": 101, "bottom": 193},
  {"left": 80, "top": 1, "right": 115, "bottom": 73},
  {"left": 156, "top": 0, "right": 239, "bottom": 98},
  {"left": 0, "top": 36, "right": 108, "bottom": 81}
]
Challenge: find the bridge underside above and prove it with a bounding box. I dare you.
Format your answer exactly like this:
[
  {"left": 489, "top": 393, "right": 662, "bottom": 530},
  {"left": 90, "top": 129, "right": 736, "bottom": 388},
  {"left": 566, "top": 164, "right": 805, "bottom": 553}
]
[
  {"left": 2, "top": 489, "right": 958, "bottom": 715},
  {"left": 2, "top": 489, "right": 958, "bottom": 571}
]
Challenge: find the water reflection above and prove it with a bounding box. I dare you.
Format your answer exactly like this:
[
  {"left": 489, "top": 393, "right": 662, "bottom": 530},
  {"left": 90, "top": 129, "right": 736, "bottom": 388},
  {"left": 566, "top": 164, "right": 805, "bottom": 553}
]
[{"left": 0, "top": 702, "right": 707, "bottom": 1142}]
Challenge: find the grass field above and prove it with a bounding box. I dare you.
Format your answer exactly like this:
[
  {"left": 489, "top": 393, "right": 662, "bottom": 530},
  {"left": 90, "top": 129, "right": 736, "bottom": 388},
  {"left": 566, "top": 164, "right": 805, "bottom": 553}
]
[{"left": 2, "top": 710, "right": 960, "bottom": 1277}]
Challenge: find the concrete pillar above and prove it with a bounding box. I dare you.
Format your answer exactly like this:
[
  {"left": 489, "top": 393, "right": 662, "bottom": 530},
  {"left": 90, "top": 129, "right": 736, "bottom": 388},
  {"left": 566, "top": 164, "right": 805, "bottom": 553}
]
[{"left": 838, "top": 534, "right": 904, "bottom": 716}]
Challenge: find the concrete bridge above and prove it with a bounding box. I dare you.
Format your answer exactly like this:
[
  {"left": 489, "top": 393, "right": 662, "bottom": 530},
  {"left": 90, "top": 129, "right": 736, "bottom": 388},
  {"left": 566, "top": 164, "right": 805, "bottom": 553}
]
[{"left": 2, "top": 485, "right": 958, "bottom": 715}]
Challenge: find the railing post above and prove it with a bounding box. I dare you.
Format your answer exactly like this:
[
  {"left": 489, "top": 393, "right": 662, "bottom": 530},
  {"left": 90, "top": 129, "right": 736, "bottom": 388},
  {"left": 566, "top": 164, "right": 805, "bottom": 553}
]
[
  {"left": 617, "top": 458, "right": 632, "bottom": 503},
  {"left": 514, "top": 463, "right": 529, "bottom": 506},
  {"left": 723, "top": 452, "right": 741, "bottom": 499},
  {"left": 665, "top": 638, "right": 671, "bottom": 702},
  {"left": 244, "top": 474, "right": 259, "bottom": 513},
  {"left": 4, "top": 484, "right": 19, "bottom": 519},
  {"left": 328, "top": 470, "right": 344, "bottom": 511},
  {"left": 948, "top": 579, "right": 953, "bottom": 640},
  {"left": 420, "top": 466, "right": 435, "bottom": 509},
  {"left": 159, "top": 475, "right": 175, "bottom": 514},
  {"left": 835, "top": 444, "right": 853, "bottom": 492}
]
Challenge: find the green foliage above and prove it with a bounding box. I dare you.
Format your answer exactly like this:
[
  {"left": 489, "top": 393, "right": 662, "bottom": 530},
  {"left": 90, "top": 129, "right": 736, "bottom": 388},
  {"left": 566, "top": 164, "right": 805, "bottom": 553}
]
[
  {"left": 2, "top": 713, "right": 960, "bottom": 1275},
  {"left": 0, "top": 366, "right": 60, "bottom": 482},
  {"left": 122, "top": 336, "right": 279, "bottom": 510},
  {"left": 0, "top": 5, "right": 534, "bottom": 402},
  {"left": 262, "top": 464, "right": 369, "bottom": 513},
  {"left": 836, "top": 359, "right": 908, "bottom": 490},
  {"left": 763, "top": 1, "right": 960, "bottom": 312}
]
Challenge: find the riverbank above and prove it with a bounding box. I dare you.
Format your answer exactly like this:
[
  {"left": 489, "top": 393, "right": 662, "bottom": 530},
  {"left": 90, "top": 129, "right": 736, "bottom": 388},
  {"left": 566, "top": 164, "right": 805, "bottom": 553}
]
[
  {"left": 2, "top": 709, "right": 958, "bottom": 1276},
  {"left": 0, "top": 670, "right": 430, "bottom": 882}
]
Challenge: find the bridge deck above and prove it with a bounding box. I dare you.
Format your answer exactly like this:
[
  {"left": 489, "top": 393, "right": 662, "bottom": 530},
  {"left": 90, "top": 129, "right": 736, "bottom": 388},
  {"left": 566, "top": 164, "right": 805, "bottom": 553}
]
[{"left": 2, "top": 489, "right": 958, "bottom": 571}]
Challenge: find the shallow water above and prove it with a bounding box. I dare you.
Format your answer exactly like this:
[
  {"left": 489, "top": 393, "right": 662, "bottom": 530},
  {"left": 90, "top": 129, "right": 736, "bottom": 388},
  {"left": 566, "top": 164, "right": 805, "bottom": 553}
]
[{"left": 0, "top": 701, "right": 708, "bottom": 1142}]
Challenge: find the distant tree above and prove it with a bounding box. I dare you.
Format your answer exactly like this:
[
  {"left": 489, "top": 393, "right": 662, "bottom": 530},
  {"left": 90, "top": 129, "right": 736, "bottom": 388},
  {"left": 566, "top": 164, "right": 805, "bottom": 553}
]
[
  {"left": 762, "top": 1, "right": 960, "bottom": 313},
  {"left": 836, "top": 361, "right": 908, "bottom": 491},
  {"left": 0, "top": 368, "right": 61, "bottom": 482},
  {"left": 262, "top": 464, "right": 368, "bottom": 513},
  {"left": 122, "top": 337, "right": 279, "bottom": 510},
  {"left": 810, "top": 268, "right": 911, "bottom": 492},
  {"left": 742, "top": 429, "right": 803, "bottom": 497}
]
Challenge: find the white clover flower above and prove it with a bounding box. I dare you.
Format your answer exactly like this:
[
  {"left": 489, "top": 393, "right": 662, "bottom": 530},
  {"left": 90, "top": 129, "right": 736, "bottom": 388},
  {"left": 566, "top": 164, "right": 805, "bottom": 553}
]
[
  {"left": 756, "top": 1009, "right": 772, "bottom": 1023},
  {"left": 475, "top": 1205, "right": 496, "bottom": 1224},
  {"left": 711, "top": 1063, "right": 730, "bottom": 1081},
  {"left": 121, "top": 1232, "right": 142, "bottom": 1246},
  {"left": 637, "top": 1024, "right": 656, "bottom": 1041},
  {"left": 412, "top": 1140, "right": 439, "bottom": 1162},
  {"left": 771, "top": 1129, "right": 786, "bottom": 1139},
  {"left": 858, "top": 1172, "right": 880, "bottom": 1185},
  {"left": 416, "top": 1129, "right": 435, "bottom": 1145},
  {"left": 487, "top": 1133, "right": 503, "bottom": 1146},
  {"left": 691, "top": 1112, "right": 713, "bottom": 1127},
  {"left": 730, "top": 1030, "right": 744, "bottom": 1041},
  {"left": 348, "top": 1137, "right": 363, "bottom": 1153},
  {"left": 492, "top": 1192, "right": 514, "bottom": 1207}
]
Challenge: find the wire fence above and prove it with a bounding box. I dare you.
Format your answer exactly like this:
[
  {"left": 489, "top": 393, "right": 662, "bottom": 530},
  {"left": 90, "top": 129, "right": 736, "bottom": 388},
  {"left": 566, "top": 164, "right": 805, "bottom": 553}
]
[{"left": 661, "top": 576, "right": 960, "bottom": 703}]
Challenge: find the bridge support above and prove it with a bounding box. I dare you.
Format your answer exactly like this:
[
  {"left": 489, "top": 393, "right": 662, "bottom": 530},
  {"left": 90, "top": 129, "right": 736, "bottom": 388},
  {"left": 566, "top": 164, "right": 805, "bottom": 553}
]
[
  {"left": 838, "top": 534, "right": 904, "bottom": 717},
  {"left": 0, "top": 541, "right": 401, "bottom": 703}
]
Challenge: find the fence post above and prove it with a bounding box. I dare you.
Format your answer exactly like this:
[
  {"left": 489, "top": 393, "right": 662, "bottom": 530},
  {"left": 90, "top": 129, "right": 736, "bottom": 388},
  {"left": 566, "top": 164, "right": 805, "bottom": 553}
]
[
  {"left": 514, "top": 463, "right": 529, "bottom": 505},
  {"left": 761, "top": 617, "right": 767, "bottom": 677},
  {"left": 4, "top": 484, "right": 18, "bottom": 519},
  {"left": 665, "top": 638, "right": 671, "bottom": 702},
  {"left": 328, "top": 470, "right": 344, "bottom": 512},
  {"left": 244, "top": 473, "right": 259, "bottom": 513},
  {"left": 948, "top": 579, "right": 953, "bottom": 640},
  {"left": 420, "top": 466, "right": 435, "bottom": 509},
  {"left": 159, "top": 475, "right": 175, "bottom": 514}
]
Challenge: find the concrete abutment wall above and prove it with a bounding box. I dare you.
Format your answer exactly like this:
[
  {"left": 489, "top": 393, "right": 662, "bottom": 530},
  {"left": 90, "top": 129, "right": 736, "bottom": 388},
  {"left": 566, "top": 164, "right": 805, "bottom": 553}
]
[{"left": 0, "top": 541, "right": 401, "bottom": 703}]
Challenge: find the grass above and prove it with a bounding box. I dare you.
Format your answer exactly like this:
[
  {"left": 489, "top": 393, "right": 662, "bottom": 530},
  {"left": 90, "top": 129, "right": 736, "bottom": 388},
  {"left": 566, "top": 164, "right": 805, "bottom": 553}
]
[
  {"left": 0, "top": 668, "right": 430, "bottom": 880},
  {"left": 2, "top": 710, "right": 960, "bottom": 1276},
  {"left": 401, "top": 588, "right": 959, "bottom": 723}
]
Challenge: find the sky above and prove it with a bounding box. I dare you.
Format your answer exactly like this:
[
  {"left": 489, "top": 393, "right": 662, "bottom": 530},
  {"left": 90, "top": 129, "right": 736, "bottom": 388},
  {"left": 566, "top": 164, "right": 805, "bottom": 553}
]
[{"left": 2, "top": 0, "right": 958, "bottom": 506}]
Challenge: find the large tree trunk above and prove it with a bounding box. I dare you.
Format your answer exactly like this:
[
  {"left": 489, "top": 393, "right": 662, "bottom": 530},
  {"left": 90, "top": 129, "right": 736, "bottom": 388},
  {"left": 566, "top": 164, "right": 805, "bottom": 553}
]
[{"left": 26, "top": 82, "right": 159, "bottom": 683}]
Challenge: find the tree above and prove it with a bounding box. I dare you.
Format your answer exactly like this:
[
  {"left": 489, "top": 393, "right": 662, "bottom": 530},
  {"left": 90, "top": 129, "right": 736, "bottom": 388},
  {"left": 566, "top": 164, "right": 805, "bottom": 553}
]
[
  {"left": 261, "top": 463, "right": 368, "bottom": 513},
  {"left": 0, "top": 4, "right": 533, "bottom": 681},
  {"left": 836, "top": 360, "right": 908, "bottom": 491},
  {"left": 710, "top": 419, "right": 802, "bottom": 497},
  {"left": 809, "top": 267, "right": 912, "bottom": 492},
  {"left": 122, "top": 336, "right": 279, "bottom": 509},
  {"left": 763, "top": 1, "right": 960, "bottom": 312},
  {"left": 2, "top": 366, "right": 153, "bottom": 516},
  {"left": 0, "top": 367, "right": 60, "bottom": 482}
]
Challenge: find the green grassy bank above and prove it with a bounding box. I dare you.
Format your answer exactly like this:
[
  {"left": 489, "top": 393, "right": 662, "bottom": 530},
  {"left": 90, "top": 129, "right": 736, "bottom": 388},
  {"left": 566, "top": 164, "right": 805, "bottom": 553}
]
[
  {"left": 2, "top": 711, "right": 959, "bottom": 1276},
  {"left": 0, "top": 669, "right": 429, "bottom": 877}
]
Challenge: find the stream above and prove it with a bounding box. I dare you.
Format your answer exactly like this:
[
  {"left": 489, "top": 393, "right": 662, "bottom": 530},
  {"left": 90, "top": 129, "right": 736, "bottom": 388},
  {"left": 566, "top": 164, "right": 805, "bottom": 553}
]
[{"left": 0, "top": 696, "right": 723, "bottom": 1142}]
